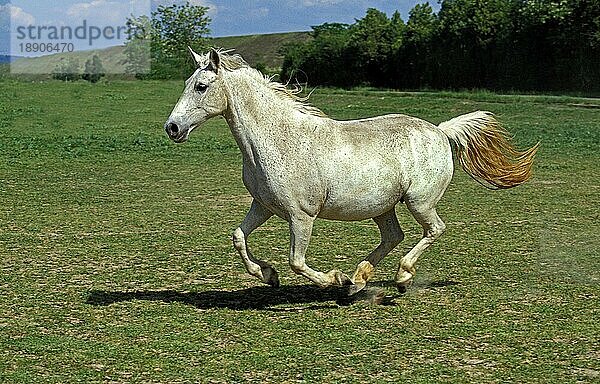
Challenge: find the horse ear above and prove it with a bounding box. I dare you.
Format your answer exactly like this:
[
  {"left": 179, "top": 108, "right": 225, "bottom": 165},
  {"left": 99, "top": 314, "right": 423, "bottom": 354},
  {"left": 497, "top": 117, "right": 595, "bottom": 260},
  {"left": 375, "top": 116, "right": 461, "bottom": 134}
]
[
  {"left": 208, "top": 48, "right": 220, "bottom": 74},
  {"left": 188, "top": 46, "right": 202, "bottom": 67}
]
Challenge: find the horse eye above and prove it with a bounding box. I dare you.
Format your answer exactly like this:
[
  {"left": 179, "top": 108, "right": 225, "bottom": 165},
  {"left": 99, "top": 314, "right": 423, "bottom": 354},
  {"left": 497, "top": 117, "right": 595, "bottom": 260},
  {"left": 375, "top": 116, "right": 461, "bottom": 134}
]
[{"left": 195, "top": 83, "right": 208, "bottom": 93}]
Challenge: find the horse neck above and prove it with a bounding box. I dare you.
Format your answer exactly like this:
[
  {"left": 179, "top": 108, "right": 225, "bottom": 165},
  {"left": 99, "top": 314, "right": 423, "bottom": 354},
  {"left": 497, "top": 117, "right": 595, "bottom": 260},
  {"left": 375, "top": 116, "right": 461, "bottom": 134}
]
[{"left": 222, "top": 70, "right": 309, "bottom": 154}]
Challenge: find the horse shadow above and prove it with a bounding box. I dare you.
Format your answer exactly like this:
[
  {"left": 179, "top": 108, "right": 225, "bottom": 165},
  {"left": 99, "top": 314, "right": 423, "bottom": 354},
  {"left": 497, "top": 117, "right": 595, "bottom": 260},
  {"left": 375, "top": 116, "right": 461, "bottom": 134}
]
[
  {"left": 87, "top": 285, "right": 366, "bottom": 311},
  {"left": 86, "top": 280, "right": 459, "bottom": 311}
]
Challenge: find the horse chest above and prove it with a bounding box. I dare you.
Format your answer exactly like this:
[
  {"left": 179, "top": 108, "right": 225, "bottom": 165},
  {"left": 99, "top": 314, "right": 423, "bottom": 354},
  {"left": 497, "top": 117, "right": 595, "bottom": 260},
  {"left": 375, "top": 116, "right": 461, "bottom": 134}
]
[
  {"left": 241, "top": 155, "right": 324, "bottom": 217},
  {"left": 242, "top": 162, "right": 282, "bottom": 197}
]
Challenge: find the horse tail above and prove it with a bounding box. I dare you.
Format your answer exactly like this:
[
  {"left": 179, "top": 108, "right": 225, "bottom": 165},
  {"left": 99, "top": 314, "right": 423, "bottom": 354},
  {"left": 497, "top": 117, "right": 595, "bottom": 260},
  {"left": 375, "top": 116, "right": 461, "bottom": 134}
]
[{"left": 438, "top": 111, "right": 539, "bottom": 190}]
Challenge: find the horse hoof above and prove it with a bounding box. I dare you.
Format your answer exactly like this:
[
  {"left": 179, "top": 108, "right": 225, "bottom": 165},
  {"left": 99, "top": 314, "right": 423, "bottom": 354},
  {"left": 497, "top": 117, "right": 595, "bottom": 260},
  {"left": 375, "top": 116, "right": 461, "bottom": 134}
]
[
  {"left": 347, "top": 282, "right": 366, "bottom": 296},
  {"left": 351, "top": 260, "right": 375, "bottom": 285},
  {"left": 269, "top": 278, "right": 280, "bottom": 288},
  {"left": 396, "top": 269, "right": 414, "bottom": 294},
  {"left": 396, "top": 279, "right": 413, "bottom": 294},
  {"left": 263, "top": 267, "right": 280, "bottom": 288},
  {"left": 327, "top": 270, "right": 352, "bottom": 286}
]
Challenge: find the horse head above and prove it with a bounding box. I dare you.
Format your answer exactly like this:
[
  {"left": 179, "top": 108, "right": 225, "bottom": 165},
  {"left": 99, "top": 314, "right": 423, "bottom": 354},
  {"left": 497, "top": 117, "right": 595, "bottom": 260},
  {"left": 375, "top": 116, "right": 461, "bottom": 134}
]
[{"left": 164, "top": 48, "right": 227, "bottom": 143}]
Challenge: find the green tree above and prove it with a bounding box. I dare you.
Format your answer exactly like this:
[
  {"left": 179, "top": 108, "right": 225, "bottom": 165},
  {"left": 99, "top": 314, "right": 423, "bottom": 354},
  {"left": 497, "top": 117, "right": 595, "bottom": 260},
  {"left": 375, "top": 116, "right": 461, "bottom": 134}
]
[
  {"left": 52, "top": 58, "right": 80, "bottom": 81},
  {"left": 125, "top": 2, "right": 211, "bottom": 79},
  {"left": 280, "top": 2, "right": 600, "bottom": 93},
  {"left": 511, "top": 0, "right": 600, "bottom": 91},
  {"left": 281, "top": 23, "right": 354, "bottom": 86},
  {"left": 390, "top": 10, "right": 406, "bottom": 51},
  {"left": 82, "top": 54, "right": 105, "bottom": 83},
  {"left": 348, "top": 8, "right": 400, "bottom": 85},
  {"left": 124, "top": 15, "right": 152, "bottom": 78},
  {"left": 563, "top": 0, "right": 600, "bottom": 90},
  {"left": 397, "top": 2, "right": 439, "bottom": 88},
  {"left": 280, "top": 41, "right": 312, "bottom": 83},
  {"left": 436, "top": 0, "right": 512, "bottom": 88},
  {"left": 309, "top": 23, "right": 353, "bottom": 85}
]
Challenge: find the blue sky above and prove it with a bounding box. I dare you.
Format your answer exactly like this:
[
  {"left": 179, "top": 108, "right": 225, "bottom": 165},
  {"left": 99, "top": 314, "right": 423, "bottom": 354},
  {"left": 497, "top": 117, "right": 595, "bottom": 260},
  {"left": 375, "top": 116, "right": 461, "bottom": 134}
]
[
  {"left": 206, "top": 0, "right": 440, "bottom": 36},
  {"left": 1, "top": 0, "right": 439, "bottom": 56}
]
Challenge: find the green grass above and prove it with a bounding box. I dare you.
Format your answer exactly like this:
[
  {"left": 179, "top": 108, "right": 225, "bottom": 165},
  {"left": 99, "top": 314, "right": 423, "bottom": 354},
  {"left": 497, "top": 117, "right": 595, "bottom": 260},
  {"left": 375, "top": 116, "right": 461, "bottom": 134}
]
[{"left": 1, "top": 80, "right": 598, "bottom": 383}]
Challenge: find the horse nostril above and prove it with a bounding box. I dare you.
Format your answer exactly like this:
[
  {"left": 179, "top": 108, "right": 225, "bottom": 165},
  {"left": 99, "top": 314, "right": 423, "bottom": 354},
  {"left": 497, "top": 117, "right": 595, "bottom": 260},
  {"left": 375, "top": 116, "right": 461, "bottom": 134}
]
[{"left": 166, "top": 122, "right": 179, "bottom": 136}]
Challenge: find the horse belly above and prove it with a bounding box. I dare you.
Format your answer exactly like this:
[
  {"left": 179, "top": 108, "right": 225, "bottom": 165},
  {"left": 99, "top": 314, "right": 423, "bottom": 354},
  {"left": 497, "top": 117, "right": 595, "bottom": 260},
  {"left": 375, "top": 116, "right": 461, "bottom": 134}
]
[
  {"left": 318, "top": 162, "right": 404, "bottom": 221},
  {"left": 318, "top": 193, "right": 401, "bottom": 221}
]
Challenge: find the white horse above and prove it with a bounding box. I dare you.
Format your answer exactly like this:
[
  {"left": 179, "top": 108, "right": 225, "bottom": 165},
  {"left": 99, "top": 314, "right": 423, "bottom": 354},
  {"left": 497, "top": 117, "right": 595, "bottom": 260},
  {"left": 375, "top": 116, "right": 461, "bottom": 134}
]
[{"left": 165, "top": 48, "right": 538, "bottom": 294}]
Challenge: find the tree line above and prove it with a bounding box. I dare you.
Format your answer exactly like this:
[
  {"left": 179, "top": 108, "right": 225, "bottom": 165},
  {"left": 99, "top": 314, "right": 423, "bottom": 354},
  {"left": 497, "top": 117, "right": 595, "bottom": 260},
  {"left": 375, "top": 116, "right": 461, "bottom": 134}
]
[
  {"left": 52, "top": 54, "right": 105, "bottom": 82},
  {"left": 281, "top": 0, "right": 600, "bottom": 93}
]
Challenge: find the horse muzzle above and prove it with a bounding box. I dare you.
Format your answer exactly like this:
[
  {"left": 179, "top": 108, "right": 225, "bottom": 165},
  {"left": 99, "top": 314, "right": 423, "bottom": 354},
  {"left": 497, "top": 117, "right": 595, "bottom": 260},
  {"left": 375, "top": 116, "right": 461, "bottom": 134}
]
[{"left": 164, "top": 120, "right": 192, "bottom": 143}]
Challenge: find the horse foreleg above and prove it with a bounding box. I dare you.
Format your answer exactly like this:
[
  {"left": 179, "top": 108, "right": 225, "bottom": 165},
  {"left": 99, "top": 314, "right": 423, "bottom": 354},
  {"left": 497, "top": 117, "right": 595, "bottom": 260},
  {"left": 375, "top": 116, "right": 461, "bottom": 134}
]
[
  {"left": 349, "top": 208, "right": 404, "bottom": 295},
  {"left": 289, "top": 213, "right": 352, "bottom": 288},
  {"left": 232, "top": 199, "right": 279, "bottom": 287},
  {"left": 396, "top": 205, "right": 446, "bottom": 293}
]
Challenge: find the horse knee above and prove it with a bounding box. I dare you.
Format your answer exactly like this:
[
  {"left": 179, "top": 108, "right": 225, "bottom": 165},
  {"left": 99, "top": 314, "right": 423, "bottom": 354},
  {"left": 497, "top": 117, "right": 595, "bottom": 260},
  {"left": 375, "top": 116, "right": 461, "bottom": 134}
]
[
  {"left": 381, "top": 227, "right": 404, "bottom": 249},
  {"left": 427, "top": 222, "right": 446, "bottom": 239},
  {"left": 232, "top": 227, "right": 245, "bottom": 250},
  {"left": 289, "top": 260, "right": 306, "bottom": 275},
  {"left": 393, "top": 229, "right": 405, "bottom": 245}
]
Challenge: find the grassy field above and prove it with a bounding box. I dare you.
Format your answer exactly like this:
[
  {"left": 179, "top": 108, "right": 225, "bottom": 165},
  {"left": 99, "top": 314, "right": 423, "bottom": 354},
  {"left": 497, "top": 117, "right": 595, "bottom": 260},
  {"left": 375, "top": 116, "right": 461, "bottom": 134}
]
[{"left": 0, "top": 80, "right": 598, "bottom": 383}]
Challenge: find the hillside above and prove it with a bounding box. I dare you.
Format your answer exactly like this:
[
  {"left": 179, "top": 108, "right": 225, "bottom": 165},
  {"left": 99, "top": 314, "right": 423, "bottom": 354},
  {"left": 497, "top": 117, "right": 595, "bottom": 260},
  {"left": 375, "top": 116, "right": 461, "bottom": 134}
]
[
  {"left": 9, "top": 45, "right": 129, "bottom": 76},
  {"left": 0, "top": 55, "right": 23, "bottom": 64},
  {"left": 213, "top": 32, "right": 310, "bottom": 68},
  {"left": 8, "top": 31, "right": 310, "bottom": 77}
]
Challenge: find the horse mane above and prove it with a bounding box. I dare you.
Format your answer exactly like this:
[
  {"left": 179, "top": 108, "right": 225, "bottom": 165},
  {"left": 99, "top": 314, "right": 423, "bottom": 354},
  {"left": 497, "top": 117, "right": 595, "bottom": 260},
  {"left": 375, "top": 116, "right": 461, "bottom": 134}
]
[{"left": 211, "top": 50, "right": 328, "bottom": 118}]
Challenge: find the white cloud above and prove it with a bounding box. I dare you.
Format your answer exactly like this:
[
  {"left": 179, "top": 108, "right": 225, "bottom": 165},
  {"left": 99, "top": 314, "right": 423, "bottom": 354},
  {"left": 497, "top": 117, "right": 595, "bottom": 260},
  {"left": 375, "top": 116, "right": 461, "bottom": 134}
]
[
  {"left": 301, "top": 0, "right": 345, "bottom": 6},
  {"left": 67, "top": 0, "right": 131, "bottom": 25},
  {"left": 1, "top": 4, "right": 36, "bottom": 26},
  {"left": 188, "top": 0, "right": 214, "bottom": 6},
  {"left": 127, "top": 0, "right": 153, "bottom": 17},
  {"left": 248, "top": 7, "right": 269, "bottom": 19},
  {"left": 190, "top": 0, "right": 218, "bottom": 17}
]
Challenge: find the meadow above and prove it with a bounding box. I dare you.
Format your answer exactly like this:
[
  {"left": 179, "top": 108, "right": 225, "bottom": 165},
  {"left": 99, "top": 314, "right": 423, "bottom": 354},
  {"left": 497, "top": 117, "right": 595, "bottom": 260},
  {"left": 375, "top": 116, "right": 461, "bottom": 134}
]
[{"left": 0, "top": 80, "right": 598, "bottom": 383}]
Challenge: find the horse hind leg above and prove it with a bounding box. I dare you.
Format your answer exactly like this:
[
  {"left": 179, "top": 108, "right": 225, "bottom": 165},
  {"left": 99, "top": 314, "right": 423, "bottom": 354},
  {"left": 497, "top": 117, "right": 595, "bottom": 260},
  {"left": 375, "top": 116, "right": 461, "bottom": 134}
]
[
  {"left": 396, "top": 203, "right": 446, "bottom": 293},
  {"left": 288, "top": 212, "right": 352, "bottom": 288},
  {"left": 349, "top": 208, "right": 404, "bottom": 295},
  {"left": 232, "top": 199, "right": 279, "bottom": 287}
]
